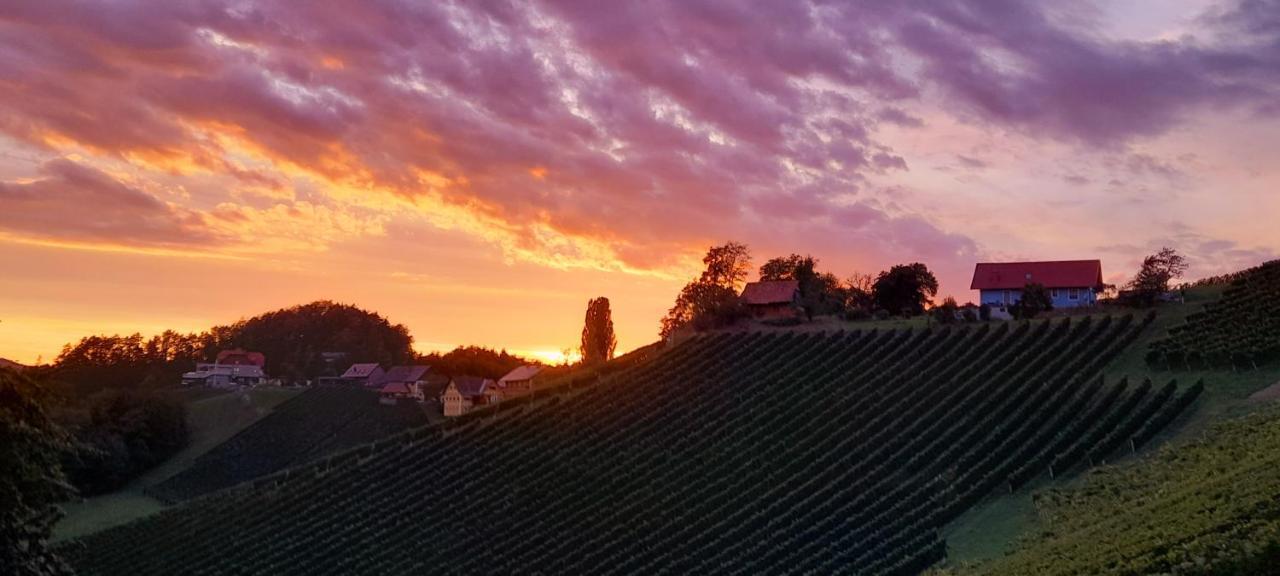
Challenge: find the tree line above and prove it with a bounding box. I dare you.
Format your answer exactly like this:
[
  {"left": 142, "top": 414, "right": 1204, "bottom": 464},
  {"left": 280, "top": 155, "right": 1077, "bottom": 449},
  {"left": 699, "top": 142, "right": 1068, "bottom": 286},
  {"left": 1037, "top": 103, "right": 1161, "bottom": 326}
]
[{"left": 658, "top": 242, "right": 944, "bottom": 338}]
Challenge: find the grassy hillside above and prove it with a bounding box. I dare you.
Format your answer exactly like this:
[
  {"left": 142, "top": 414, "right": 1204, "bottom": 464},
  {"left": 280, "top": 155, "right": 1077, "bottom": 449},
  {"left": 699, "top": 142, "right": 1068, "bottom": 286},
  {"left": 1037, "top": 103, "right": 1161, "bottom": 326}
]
[
  {"left": 54, "top": 387, "right": 299, "bottom": 540},
  {"left": 67, "top": 313, "right": 1202, "bottom": 575},
  {"left": 938, "top": 262, "right": 1280, "bottom": 572},
  {"left": 147, "top": 387, "right": 431, "bottom": 503},
  {"left": 940, "top": 403, "right": 1280, "bottom": 575}
]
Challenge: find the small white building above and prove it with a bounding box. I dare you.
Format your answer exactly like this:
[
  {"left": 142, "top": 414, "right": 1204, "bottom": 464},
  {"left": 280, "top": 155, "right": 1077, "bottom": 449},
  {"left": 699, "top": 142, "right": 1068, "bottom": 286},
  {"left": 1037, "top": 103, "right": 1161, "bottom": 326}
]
[{"left": 182, "top": 363, "right": 267, "bottom": 388}]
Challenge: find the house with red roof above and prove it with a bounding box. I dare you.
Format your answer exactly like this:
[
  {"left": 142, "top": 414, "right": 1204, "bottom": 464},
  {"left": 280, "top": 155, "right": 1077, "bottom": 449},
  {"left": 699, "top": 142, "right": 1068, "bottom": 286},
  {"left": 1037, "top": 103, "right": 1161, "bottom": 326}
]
[
  {"left": 971, "top": 260, "right": 1104, "bottom": 310},
  {"left": 740, "top": 280, "right": 801, "bottom": 320}
]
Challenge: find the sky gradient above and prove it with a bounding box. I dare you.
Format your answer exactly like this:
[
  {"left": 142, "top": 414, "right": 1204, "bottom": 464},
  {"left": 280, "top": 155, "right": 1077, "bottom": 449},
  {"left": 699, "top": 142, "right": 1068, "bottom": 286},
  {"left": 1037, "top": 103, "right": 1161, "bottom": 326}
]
[{"left": 1, "top": 0, "right": 1278, "bottom": 364}]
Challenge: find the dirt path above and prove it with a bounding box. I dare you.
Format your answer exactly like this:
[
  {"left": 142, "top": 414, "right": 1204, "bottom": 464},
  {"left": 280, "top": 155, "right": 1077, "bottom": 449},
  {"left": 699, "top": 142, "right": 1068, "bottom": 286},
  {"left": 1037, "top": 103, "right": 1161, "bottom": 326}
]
[{"left": 1248, "top": 380, "right": 1280, "bottom": 403}]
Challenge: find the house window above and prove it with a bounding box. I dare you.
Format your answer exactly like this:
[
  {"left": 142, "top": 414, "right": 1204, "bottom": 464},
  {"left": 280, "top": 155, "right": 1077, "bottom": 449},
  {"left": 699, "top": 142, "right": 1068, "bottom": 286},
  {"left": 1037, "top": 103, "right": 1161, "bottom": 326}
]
[
  {"left": 1069, "top": 288, "right": 1080, "bottom": 300},
  {"left": 1051, "top": 289, "right": 1062, "bottom": 299}
]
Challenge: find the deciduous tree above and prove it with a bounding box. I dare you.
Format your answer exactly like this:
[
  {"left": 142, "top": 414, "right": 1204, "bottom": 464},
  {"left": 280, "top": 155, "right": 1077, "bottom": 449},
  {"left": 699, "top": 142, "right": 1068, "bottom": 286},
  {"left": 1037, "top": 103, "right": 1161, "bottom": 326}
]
[
  {"left": 1011, "top": 283, "right": 1054, "bottom": 320},
  {"left": 1126, "top": 247, "right": 1188, "bottom": 306},
  {"left": 872, "top": 263, "right": 939, "bottom": 316},
  {"left": 660, "top": 243, "right": 752, "bottom": 338},
  {"left": 0, "top": 370, "right": 74, "bottom": 576}
]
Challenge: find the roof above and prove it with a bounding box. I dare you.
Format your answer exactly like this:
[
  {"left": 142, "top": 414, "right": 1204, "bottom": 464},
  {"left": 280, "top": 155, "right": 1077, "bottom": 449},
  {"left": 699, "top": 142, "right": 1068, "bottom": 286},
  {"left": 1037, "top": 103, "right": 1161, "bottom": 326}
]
[
  {"left": 216, "top": 349, "right": 266, "bottom": 367},
  {"left": 451, "top": 376, "right": 493, "bottom": 397},
  {"left": 740, "top": 280, "right": 800, "bottom": 305},
  {"left": 383, "top": 365, "right": 429, "bottom": 384},
  {"left": 380, "top": 382, "right": 410, "bottom": 395},
  {"left": 341, "top": 363, "right": 383, "bottom": 378},
  {"left": 499, "top": 365, "right": 542, "bottom": 384},
  {"left": 970, "top": 260, "right": 1103, "bottom": 290}
]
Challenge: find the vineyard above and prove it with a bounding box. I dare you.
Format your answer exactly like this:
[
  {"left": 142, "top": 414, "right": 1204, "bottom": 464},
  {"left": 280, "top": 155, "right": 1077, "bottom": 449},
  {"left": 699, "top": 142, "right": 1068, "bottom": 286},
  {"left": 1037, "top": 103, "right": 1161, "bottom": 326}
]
[
  {"left": 70, "top": 315, "right": 1201, "bottom": 575},
  {"left": 949, "top": 403, "right": 1280, "bottom": 575},
  {"left": 147, "top": 388, "right": 430, "bottom": 503},
  {"left": 1148, "top": 259, "right": 1280, "bottom": 370}
]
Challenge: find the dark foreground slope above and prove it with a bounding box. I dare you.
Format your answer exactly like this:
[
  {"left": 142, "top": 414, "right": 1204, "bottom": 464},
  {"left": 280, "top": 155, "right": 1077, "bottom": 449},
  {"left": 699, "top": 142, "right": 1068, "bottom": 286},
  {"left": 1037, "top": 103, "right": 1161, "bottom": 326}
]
[
  {"left": 148, "top": 387, "right": 430, "bottom": 502},
  {"left": 950, "top": 403, "right": 1280, "bottom": 576},
  {"left": 70, "top": 315, "right": 1197, "bottom": 575}
]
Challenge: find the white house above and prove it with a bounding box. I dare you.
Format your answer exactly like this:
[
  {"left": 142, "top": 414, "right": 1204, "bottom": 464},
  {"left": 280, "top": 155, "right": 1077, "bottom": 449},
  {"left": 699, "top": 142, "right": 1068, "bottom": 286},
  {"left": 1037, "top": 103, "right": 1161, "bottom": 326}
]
[
  {"left": 442, "top": 376, "right": 494, "bottom": 417},
  {"left": 971, "top": 260, "right": 1104, "bottom": 311}
]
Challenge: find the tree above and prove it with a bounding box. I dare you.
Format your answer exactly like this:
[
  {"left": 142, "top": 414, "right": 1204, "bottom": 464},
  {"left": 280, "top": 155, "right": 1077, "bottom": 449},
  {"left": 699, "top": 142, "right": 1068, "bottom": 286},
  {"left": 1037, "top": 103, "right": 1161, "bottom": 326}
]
[
  {"left": 844, "top": 272, "right": 875, "bottom": 312},
  {"left": 660, "top": 243, "right": 752, "bottom": 339},
  {"left": 1011, "top": 283, "right": 1054, "bottom": 320},
  {"left": 0, "top": 370, "right": 74, "bottom": 576},
  {"left": 932, "top": 297, "right": 960, "bottom": 325},
  {"left": 872, "top": 263, "right": 939, "bottom": 316},
  {"left": 698, "top": 242, "right": 752, "bottom": 289},
  {"left": 580, "top": 297, "right": 617, "bottom": 365},
  {"left": 1126, "top": 247, "right": 1189, "bottom": 306},
  {"left": 418, "top": 346, "right": 533, "bottom": 380}
]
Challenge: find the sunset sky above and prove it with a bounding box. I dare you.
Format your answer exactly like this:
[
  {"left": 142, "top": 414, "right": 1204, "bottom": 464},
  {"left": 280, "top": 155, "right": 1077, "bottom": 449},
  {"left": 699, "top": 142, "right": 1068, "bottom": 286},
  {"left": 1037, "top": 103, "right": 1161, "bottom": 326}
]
[{"left": 1, "top": 0, "right": 1278, "bottom": 365}]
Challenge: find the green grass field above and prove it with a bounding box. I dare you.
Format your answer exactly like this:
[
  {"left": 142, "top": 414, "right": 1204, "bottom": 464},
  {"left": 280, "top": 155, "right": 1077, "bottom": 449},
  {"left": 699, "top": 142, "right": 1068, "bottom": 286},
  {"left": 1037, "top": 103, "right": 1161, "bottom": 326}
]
[{"left": 54, "top": 387, "right": 299, "bottom": 541}]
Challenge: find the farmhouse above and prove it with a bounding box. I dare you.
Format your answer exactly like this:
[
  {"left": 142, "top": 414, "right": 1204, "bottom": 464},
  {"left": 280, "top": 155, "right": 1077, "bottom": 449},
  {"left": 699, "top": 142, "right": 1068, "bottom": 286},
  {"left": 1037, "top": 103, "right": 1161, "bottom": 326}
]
[
  {"left": 340, "top": 363, "right": 387, "bottom": 388},
  {"left": 378, "top": 365, "right": 430, "bottom": 404},
  {"left": 497, "top": 365, "right": 542, "bottom": 398},
  {"left": 181, "top": 363, "right": 267, "bottom": 388},
  {"left": 741, "top": 280, "right": 801, "bottom": 319},
  {"left": 442, "top": 376, "right": 495, "bottom": 417},
  {"left": 971, "top": 260, "right": 1104, "bottom": 310}
]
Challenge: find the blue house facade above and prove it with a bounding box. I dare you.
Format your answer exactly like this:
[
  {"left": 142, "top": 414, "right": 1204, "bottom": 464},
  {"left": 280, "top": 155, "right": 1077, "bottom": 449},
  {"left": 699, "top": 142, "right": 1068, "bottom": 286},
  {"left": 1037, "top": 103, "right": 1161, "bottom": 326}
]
[{"left": 971, "top": 260, "right": 1103, "bottom": 310}]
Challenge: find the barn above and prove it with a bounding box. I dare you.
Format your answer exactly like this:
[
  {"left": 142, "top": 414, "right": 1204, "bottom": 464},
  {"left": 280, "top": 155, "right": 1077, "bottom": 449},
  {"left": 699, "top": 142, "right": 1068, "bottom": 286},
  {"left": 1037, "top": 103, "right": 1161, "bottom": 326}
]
[{"left": 740, "top": 280, "right": 801, "bottom": 320}]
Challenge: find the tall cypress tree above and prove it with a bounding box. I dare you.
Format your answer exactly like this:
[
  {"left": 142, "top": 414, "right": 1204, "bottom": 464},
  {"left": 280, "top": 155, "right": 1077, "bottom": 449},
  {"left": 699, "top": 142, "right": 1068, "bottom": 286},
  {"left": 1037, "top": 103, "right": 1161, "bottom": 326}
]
[{"left": 580, "top": 297, "right": 617, "bottom": 365}]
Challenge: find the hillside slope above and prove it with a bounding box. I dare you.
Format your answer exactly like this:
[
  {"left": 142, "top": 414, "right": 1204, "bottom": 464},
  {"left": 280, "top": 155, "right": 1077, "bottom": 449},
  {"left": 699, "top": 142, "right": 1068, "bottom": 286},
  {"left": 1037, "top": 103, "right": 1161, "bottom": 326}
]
[
  {"left": 147, "top": 388, "right": 431, "bottom": 503},
  {"left": 944, "top": 403, "right": 1280, "bottom": 575},
  {"left": 67, "top": 314, "right": 1201, "bottom": 575}
]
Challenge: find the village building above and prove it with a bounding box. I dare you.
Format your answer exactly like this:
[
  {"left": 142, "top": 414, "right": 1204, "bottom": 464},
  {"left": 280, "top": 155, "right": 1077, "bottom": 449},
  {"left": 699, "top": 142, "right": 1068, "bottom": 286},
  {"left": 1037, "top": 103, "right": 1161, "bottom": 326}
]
[
  {"left": 377, "top": 365, "right": 430, "bottom": 404},
  {"left": 181, "top": 349, "right": 269, "bottom": 388},
  {"left": 971, "top": 260, "right": 1104, "bottom": 310},
  {"left": 340, "top": 363, "right": 387, "bottom": 388},
  {"left": 181, "top": 363, "right": 267, "bottom": 388},
  {"left": 497, "top": 365, "right": 543, "bottom": 399},
  {"left": 442, "top": 376, "right": 496, "bottom": 417},
  {"left": 740, "top": 280, "right": 802, "bottom": 319}
]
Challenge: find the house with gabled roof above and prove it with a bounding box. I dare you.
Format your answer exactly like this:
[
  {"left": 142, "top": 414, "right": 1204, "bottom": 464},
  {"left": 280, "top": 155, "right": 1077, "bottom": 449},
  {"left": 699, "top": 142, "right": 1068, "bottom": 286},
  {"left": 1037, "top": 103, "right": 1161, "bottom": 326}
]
[
  {"left": 971, "top": 260, "right": 1104, "bottom": 310},
  {"left": 497, "top": 365, "right": 542, "bottom": 398},
  {"left": 741, "top": 280, "right": 801, "bottom": 319},
  {"left": 442, "top": 376, "right": 495, "bottom": 417},
  {"left": 378, "top": 365, "right": 430, "bottom": 403},
  {"left": 341, "top": 363, "right": 386, "bottom": 388}
]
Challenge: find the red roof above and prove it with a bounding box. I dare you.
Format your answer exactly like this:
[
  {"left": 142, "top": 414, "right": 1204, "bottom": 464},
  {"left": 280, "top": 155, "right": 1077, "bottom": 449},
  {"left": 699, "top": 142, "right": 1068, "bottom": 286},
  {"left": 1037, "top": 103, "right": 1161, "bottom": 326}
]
[
  {"left": 380, "top": 382, "right": 410, "bottom": 395},
  {"left": 741, "top": 280, "right": 800, "bottom": 305},
  {"left": 216, "top": 349, "right": 265, "bottom": 367},
  {"left": 970, "top": 260, "right": 1103, "bottom": 290}
]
